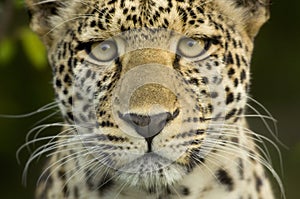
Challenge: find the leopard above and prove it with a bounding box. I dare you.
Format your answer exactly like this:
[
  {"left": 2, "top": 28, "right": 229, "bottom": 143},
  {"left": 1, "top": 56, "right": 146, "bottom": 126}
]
[{"left": 23, "top": 0, "right": 282, "bottom": 198}]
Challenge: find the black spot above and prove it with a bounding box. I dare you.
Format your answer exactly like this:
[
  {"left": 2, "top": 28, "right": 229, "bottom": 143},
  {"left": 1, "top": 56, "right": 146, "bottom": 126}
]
[
  {"left": 210, "top": 92, "right": 218, "bottom": 98},
  {"left": 189, "top": 10, "right": 197, "bottom": 18},
  {"left": 196, "top": 6, "right": 204, "bottom": 14},
  {"left": 163, "top": 18, "right": 169, "bottom": 27},
  {"left": 97, "top": 175, "right": 114, "bottom": 195},
  {"left": 225, "top": 108, "right": 237, "bottom": 120},
  {"left": 210, "top": 35, "right": 221, "bottom": 45},
  {"left": 64, "top": 74, "right": 71, "bottom": 84},
  {"left": 55, "top": 79, "right": 62, "bottom": 88},
  {"left": 196, "top": 129, "right": 205, "bottom": 135},
  {"left": 123, "top": 8, "right": 128, "bottom": 14},
  {"left": 75, "top": 42, "right": 89, "bottom": 51},
  {"left": 85, "top": 169, "right": 95, "bottom": 190},
  {"left": 159, "top": 6, "right": 164, "bottom": 12},
  {"left": 234, "top": 78, "right": 239, "bottom": 87},
  {"left": 189, "top": 78, "right": 199, "bottom": 86},
  {"left": 86, "top": 69, "right": 92, "bottom": 78},
  {"left": 74, "top": 186, "right": 79, "bottom": 198},
  {"left": 58, "top": 169, "right": 66, "bottom": 181},
  {"left": 109, "top": 8, "right": 115, "bottom": 14},
  {"left": 236, "top": 93, "right": 242, "bottom": 101},
  {"left": 255, "top": 174, "right": 263, "bottom": 192},
  {"left": 231, "top": 137, "right": 239, "bottom": 143},
  {"left": 201, "top": 77, "right": 209, "bottom": 84},
  {"left": 216, "top": 169, "right": 234, "bottom": 191},
  {"left": 208, "top": 104, "right": 214, "bottom": 113},
  {"left": 235, "top": 54, "right": 241, "bottom": 67},
  {"left": 39, "top": 168, "right": 53, "bottom": 192},
  {"left": 232, "top": 39, "right": 237, "bottom": 48},
  {"left": 59, "top": 65, "right": 65, "bottom": 74},
  {"left": 248, "top": 150, "right": 256, "bottom": 162},
  {"left": 107, "top": 0, "right": 117, "bottom": 4},
  {"left": 90, "top": 20, "right": 96, "bottom": 27},
  {"left": 132, "top": 14, "right": 138, "bottom": 24},
  {"left": 226, "top": 92, "right": 234, "bottom": 104},
  {"left": 188, "top": 148, "right": 205, "bottom": 171},
  {"left": 238, "top": 158, "right": 244, "bottom": 179},
  {"left": 63, "top": 185, "right": 70, "bottom": 197},
  {"left": 68, "top": 97, "right": 73, "bottom": 105},
  {"left": 189, "top": 20, "right": 195, "bottom": 25},
  {"left": 173, "top": 54, "right": 181, "bottom": 70},
  {"left": 228, "top": 68, "right": 235, "bottom": 77},
  {"left": 177, "top": 6, "right": 188, "bottom": 22},
  {"left": 240, "top": 69, "right": 246, "bottom": 82},
  {"left": 226, "top": 52, "right": 234, "bottom": 65},
  {"left": 226, "top": 29, "right": 231, "bottom": 41},
  {"left": 197, "top": 19, "right": 204, "bottom": 23},
  {"left": 241, "top": 56, "right": 248, "bottom": 66},
  {"left": 98, "top": 21, "right": 105, "bottom": 30},
  {"left": 67, "top": 57, "right": 73, "bottom": 68},
  {"left": 180, "top": 186, "right": 190, "bottom": 196},
  {"left": 67, "top": 112, "right": 74, "bottom": 121},
  {"left": 225, "top": 42, "right": 228, "bottom": 50},
  {"left": 214, "top": 61, "right": 220, "bottom": 66},
  {"left": 106, "top": 134, "right": 127, "bottom": 142}
]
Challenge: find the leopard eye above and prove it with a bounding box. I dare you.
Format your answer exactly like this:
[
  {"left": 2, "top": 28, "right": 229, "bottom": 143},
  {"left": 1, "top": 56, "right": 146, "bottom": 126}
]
[
  {"left": 89, "top": 40, "right": 118, "bottom": 62},
  {"left": 177, "top": 37, "right": 209, "bottom": 58}
]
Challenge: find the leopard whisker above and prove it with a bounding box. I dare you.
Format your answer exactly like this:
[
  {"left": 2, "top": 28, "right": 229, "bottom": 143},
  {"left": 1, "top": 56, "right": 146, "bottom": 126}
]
[
  {"left": 34, "top": 0, "right": 59, "bottom": 5},
  {"left": 247, "top": 95, "right": 278, "bottom": 134},
  {"left": 203, "top": 139, "right": 285, "bottom": 198},
  {"left": 22, "top": 135, "right": 87, "bottom": 185},
  {"left": 38, "top": 147, "right": 94, "bottom": 190},
  {"left": 0, "top": 101, "right": 58, "bottom": 119},
  {"left": 246, "top": 103, "right": 287, "bottom": 149},
  {"left": 25, "top": 123, "right": 75, "bottom": 146},
  {"left": 32, "top": 110, "right": 61, "bottom": 127},
  {"left": 74, "top": 152, "right": 116, "bottom": 190},
  {"left": 112, "top": 176, "right": 131, "bottom": 199},
  {"left": 44, "top": 16, "right": 92, "bottom": 37},
  {"left": 17, "top": 133, "right": 75, "bottom": 165},
  {"left": 205, "top": 126, "right": 272, "bottom": 160},
  {"left": 210, "top": 123, "right": 283, "bottom": 170}
]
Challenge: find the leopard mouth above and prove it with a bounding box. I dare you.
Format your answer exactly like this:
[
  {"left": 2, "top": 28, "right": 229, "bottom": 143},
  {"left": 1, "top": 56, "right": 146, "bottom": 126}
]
[
  {"left": 115, "top": 153, "right": 186, "bottom": 191},
  {"left": 118, "top": 153, "right": 173, "bottom": 173}
]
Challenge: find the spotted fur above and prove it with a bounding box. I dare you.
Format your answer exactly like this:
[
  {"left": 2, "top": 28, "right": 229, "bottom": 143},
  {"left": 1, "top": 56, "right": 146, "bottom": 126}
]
[{"left": 24, "top": 0, "right": 278, "bottom": 198}]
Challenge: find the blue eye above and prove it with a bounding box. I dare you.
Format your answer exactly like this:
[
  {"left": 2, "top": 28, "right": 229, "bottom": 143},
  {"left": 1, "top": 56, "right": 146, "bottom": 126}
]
[
  {"left": 90, "top": 40, "right": 118, "bottom": 62},
  {"left": 177, "top": 37, "right": 208, "bottom": 58}
]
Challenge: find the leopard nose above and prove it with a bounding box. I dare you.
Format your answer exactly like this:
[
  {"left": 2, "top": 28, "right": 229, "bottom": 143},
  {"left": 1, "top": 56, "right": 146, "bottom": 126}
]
[{"left": 119, "top": 109, "right": 179, "bottom": 152}]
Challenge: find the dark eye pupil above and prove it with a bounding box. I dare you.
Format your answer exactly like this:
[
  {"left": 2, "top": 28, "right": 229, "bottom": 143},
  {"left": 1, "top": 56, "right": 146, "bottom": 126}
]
[
  {"left": 187, "top": 40, "right": 195, "bottom": 47},
  {"left": 101, "top": 44, "right": 110, "bottom": 51}
]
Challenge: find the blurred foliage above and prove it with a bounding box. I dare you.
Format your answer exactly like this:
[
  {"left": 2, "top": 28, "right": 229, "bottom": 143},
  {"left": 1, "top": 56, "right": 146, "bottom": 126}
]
[
  {"left": 0, "top": 37, "right": 16, "bottom": 65},
  {"left": 0, "top": 0, "right": 299, "bottom": 199},
  {"left": 20, "top": 28, "right": 47, "bottom": 69},
  {"left": 0, "top": 0, "right": 47, "bottom": 69},
  {"left": 0, "top": 28, "right": 47, "bottom": 69}
]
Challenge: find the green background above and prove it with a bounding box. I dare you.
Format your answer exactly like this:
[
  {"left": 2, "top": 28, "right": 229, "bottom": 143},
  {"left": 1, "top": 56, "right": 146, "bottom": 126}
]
[{"left": 0, "top": 0, "right": 299, "bottom": 198}]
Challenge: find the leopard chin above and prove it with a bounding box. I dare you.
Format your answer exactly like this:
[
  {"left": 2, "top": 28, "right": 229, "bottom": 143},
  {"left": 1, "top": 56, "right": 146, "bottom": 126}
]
[{"left": 115, "top": 154, "right": 186, "bottom": 192}]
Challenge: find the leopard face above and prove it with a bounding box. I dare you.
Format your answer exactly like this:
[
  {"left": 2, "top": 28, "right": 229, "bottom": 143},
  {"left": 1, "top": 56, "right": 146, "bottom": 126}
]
[{"left": 26, "top": 0, "right": 272, "bottom": 195}]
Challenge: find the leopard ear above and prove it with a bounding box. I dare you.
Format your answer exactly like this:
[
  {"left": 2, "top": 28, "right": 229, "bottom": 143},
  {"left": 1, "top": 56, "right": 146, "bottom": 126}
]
[
  {"left": 238, "top": 0, "right": 271, "bottom": 38},
  {"left": 218, "top": 0, "right": 271, "bottom": 38},
  {"left": 25, "top": 0, "right": 66, "bottom": 47}
]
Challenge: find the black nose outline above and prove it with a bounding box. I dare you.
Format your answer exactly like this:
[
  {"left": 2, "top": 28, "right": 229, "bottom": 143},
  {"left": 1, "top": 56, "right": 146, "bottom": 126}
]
[{"left": 119, "top": 109, "right": 179, "bottom": 152}]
